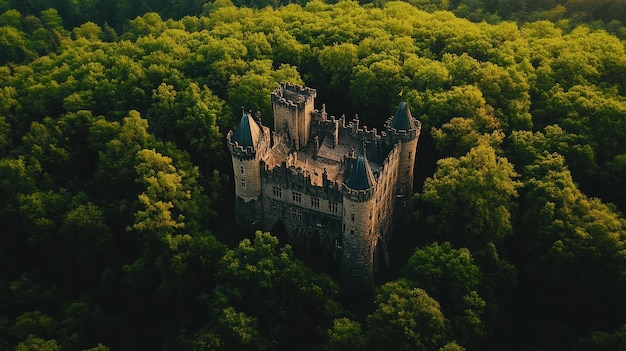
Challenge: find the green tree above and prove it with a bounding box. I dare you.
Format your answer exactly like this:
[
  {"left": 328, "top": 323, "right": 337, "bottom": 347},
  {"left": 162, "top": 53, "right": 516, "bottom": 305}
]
[
  {"left": 514, "top": 152, "right": 626, "bottom": 349},
  {"left": 325, "top": 318, "right": 366, "bottom": 351},
  {"left": 318, "top": 43, "right": 358, "bottom": 90},
  {"left": 350, "top": 56, "right": 405, "bottom": 124},
  {"left": 0, "top": 115, "right": 10, "bottom": 156},
  {"left": 403, "top": 242, "right": 485, "bottom": 347},
  {"left": 575, "top": 324, "right": 626, "bottom": 351},
  {"left": 415, "top": 143, "right": 520, "bottom": 251},
  {"left": 366, "top": 280, "right": 450, "bottom": 351},
  {"left": 203, "top": 232, "right": 341, "bottom": 350},
  {"left": 0, "top": 25, "right": 28, "bottom": 63}
]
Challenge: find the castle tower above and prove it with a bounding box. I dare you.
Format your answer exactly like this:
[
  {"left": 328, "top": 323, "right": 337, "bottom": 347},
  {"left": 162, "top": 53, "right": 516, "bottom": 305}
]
[
  {"left": 227, "top": 112, "right": 269, "bottom": 227},
  {"left": 385, "top": 102, "right": 421, "bottom": 223},
  {"left": 271, "top": 83, "right": 316, "bottom": 151},
  {"left": 341, "top": 153, "right": 377, "bottom": 292}
]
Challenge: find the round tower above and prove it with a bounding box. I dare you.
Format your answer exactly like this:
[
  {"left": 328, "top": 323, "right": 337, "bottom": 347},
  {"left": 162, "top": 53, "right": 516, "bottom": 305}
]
[
  {"left": 385, "top": 102, "right": 421, "bottom": 222},
  {"left": 227, "top": 112, "right": 268, "bottom": 228},
  {"left": 341, "top": 153, "right": 378, "bottom": 293}
]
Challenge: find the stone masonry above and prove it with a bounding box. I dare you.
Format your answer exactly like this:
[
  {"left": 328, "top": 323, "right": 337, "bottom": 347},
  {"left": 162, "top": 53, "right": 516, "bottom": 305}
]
[{"left": 226, "top": 82, "right": 421, "bottom": 292}]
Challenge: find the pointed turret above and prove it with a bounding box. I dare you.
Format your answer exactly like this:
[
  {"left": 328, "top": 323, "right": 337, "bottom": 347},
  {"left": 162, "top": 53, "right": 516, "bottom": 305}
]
[
  {"left": 384, "top": 101, "right": 421, "bottom": 226},
  {"left": 345, "top": 154, "right": 375, "bottom": 190},
  {"left": 390, "top": 101, "right": 415, "bottom": 131},
  {"left": 341, "top": 152, "right": 377, "bottom": 293},
  {"left": 227, "top": 111, "right": 270, "bottom": 229},
  {"left": 231, "top": 112, "right": 262, "bottom": 150}
]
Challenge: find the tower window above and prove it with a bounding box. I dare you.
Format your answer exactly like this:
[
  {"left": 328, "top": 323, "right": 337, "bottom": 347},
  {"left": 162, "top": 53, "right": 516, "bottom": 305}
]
[
  {"left": 329, "top": 202, "right": 338, "bottom": 214},
  {"left": 311, "top": 197, "right": 320, "bottom": 209},
  {"left": 351, "top": 214, "right": 355, "bottom": 222},
  {"left": 272, "top": 186, "right": 282, "bottom": 198},
  {"left": 240, "top": 166, "right": 244, "bottom": 174},
  {"left": 408, "top": 151, "right": 411, "bottom": 159},
  {"left": 292, "top": 208, "right": 303, "bottom": 221},
  {"left": 292, "top": 191, "right": 302, "bottom": 203},
  {"left": 350, "top": 229, "right": 354, "bottom": 235},
  {"left": 241, "top": 178, "right": 246, "bottom": 188}
]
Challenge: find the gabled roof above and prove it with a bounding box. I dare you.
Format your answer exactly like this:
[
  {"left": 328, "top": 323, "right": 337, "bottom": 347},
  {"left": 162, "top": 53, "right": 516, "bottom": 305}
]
[
  {"left": 232, "top": 113, "right": 261, "bottom": 149},
  {"left": 391, "top": 101, "right": 414, "bottom": 131},
  {"left": 345, "top": 154, "right": 375, "bottom": 190}
]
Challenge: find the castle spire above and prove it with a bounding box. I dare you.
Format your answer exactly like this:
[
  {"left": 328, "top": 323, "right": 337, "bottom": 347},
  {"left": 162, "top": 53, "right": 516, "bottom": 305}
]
[
  {"left": 345, "top": 152, "right": 375, "bottom": 190},
  {"left": 390, "top": 101, "right": 415, "bottom": 131},
  {"left": 231, "top": 111, "right": 262, "bottom": 150}
]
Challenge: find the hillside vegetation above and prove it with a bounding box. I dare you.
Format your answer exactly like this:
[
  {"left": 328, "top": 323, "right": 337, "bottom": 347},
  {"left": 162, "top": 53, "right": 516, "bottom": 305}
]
[{"left": 1, "top": 1, "right": 625, "bottom": 350}]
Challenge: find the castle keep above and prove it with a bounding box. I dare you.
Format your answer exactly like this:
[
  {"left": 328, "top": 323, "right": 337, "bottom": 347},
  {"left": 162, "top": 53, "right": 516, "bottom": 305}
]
[{"left": 227, "top": 83, "right": 421, "bottom": 291}]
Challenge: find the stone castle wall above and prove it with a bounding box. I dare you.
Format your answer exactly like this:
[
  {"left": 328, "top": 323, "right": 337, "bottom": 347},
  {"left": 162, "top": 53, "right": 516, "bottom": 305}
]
[
  {"left": 260, "top": 161, "right": 343, "bottom": 253},
  {"left": 229, "top": 83, "right": 421, "bottom": 293}
]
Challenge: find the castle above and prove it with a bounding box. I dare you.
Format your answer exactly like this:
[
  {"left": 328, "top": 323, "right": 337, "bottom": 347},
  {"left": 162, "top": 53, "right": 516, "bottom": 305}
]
[{"left": 227, "top": 83, "right": 421, "bottom": 292}]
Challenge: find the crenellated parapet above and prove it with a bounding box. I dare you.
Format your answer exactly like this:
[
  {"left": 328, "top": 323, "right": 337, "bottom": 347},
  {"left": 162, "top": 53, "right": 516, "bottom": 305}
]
[
  {"left": 271, "top": 82, "right": 317, "bottom": 108},
  {"left": 260, "top": 159, "right": 342, "bottom": 197},
  {"left": 346, "top": 117, "right": 383, "bottom": 143},
  {"left": 384, "top": 115, "right": 422, "bottom": 142},
  {"left": 227, "top": 130, "right": 257, "bottom": 160},
  {"left": 342, "top": 186, "right": 375, "bottom": 202}
]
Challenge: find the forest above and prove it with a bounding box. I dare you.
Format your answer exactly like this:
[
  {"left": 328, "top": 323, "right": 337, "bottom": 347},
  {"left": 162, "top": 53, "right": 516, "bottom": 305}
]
[{"left": 0, "top": 0, "right": 625, "bottom": 350}]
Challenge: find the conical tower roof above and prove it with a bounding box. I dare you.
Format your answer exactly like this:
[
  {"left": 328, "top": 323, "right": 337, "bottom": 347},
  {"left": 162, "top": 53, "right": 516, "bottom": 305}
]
[
  {"left": 345, "top": 154, "right": 375, "bottom": 190},
  {"left": 232, "top": 112, "right": 261, "bottom": 149},
  {"left": 391, "top": 101, "right": 414, "bottom": 131}
]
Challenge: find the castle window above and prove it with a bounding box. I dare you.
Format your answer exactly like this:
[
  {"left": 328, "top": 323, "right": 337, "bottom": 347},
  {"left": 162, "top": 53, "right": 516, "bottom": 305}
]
[
  {"left": 351, "top": 214, "right": 355, "bottom": 222},
  {"left": 292, "top": 208, "right": 303, "bottom": 221},
  {"left": 408, "top": 151, "right": 412, "bottom": 159},
  {"left": 272, "top": 186, "right": 282, "bottom": 198},
  {"left": 329, "top": 202, "right": 338, "bottom": 214},
  {"left": 311, "top": 197, "right": 320, "bottom": 209},
  {"left": 240, "top": 166, "right": 244, "bottom": 174},
  {"left": 292, "top": 191, "right": 302, "bottom": 203},
  {"left": 350, "top": 229, "right": 354, "bottom": 235},
  {"left": 369, "top": 210, "right": 372, "bottom": 220},
  {"left": 241, "top": 178, "right": 246, "bottom": 188}
]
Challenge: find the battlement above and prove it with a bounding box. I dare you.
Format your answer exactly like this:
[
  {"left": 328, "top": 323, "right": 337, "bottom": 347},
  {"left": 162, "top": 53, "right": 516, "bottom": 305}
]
[
  {"left": 384, "top": 115, "right": 422, "bottom": 140},
  {"left": 346, "top": 117, "right": 384, "bottom": 143},
  {"left": 227, "top": 130, "right": 257, "bottom": 159},
  {"left": 271, "top": 82, "right": 317, "bottom": 109},
  {"left": 342, "top": 186, "right": 375, "bottom": 202},
  {"left": 261, "top": 159, "right": 342, "bottom": 194}
]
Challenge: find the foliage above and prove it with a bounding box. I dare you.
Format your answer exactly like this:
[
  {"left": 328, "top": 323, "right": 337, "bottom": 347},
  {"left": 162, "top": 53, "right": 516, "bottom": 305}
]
[
  {"left": 366, "top": 280, "right": 451, "bottom": 351},
  {"left": 415, "top": 143, "right": 520, "bottom": 251},
  {"left": 197, "top": 231, "right": 341, "bottom": 350},
  {"left": 403, "top": 242, "right": 485, "bottom": 347},
  {"left": 0, "top": 1, "right": 625, "bottom": 350}
]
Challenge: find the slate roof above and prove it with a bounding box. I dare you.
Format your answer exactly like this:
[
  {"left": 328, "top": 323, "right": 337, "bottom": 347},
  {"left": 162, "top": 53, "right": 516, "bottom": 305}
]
[
  {"left": 391, "top": 101, "right": 414, "bottom": 131},
  {"left": 344, "top": 154, "right": 376, "bottom": 190},
  {"left": 232, "top": 113, "right": 261, "bottom": 149}
]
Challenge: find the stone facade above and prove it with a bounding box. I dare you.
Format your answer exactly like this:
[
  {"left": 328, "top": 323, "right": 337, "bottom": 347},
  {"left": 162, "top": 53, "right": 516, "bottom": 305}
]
[{"left": 227, "top": 82, "right": 421, "bottom": 292}]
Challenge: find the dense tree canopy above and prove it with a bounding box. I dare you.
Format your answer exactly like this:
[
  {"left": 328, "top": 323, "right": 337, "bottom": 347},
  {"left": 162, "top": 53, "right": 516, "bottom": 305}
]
[{"left": 0, "top": 0, "right": 625, "bottom": 350}]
